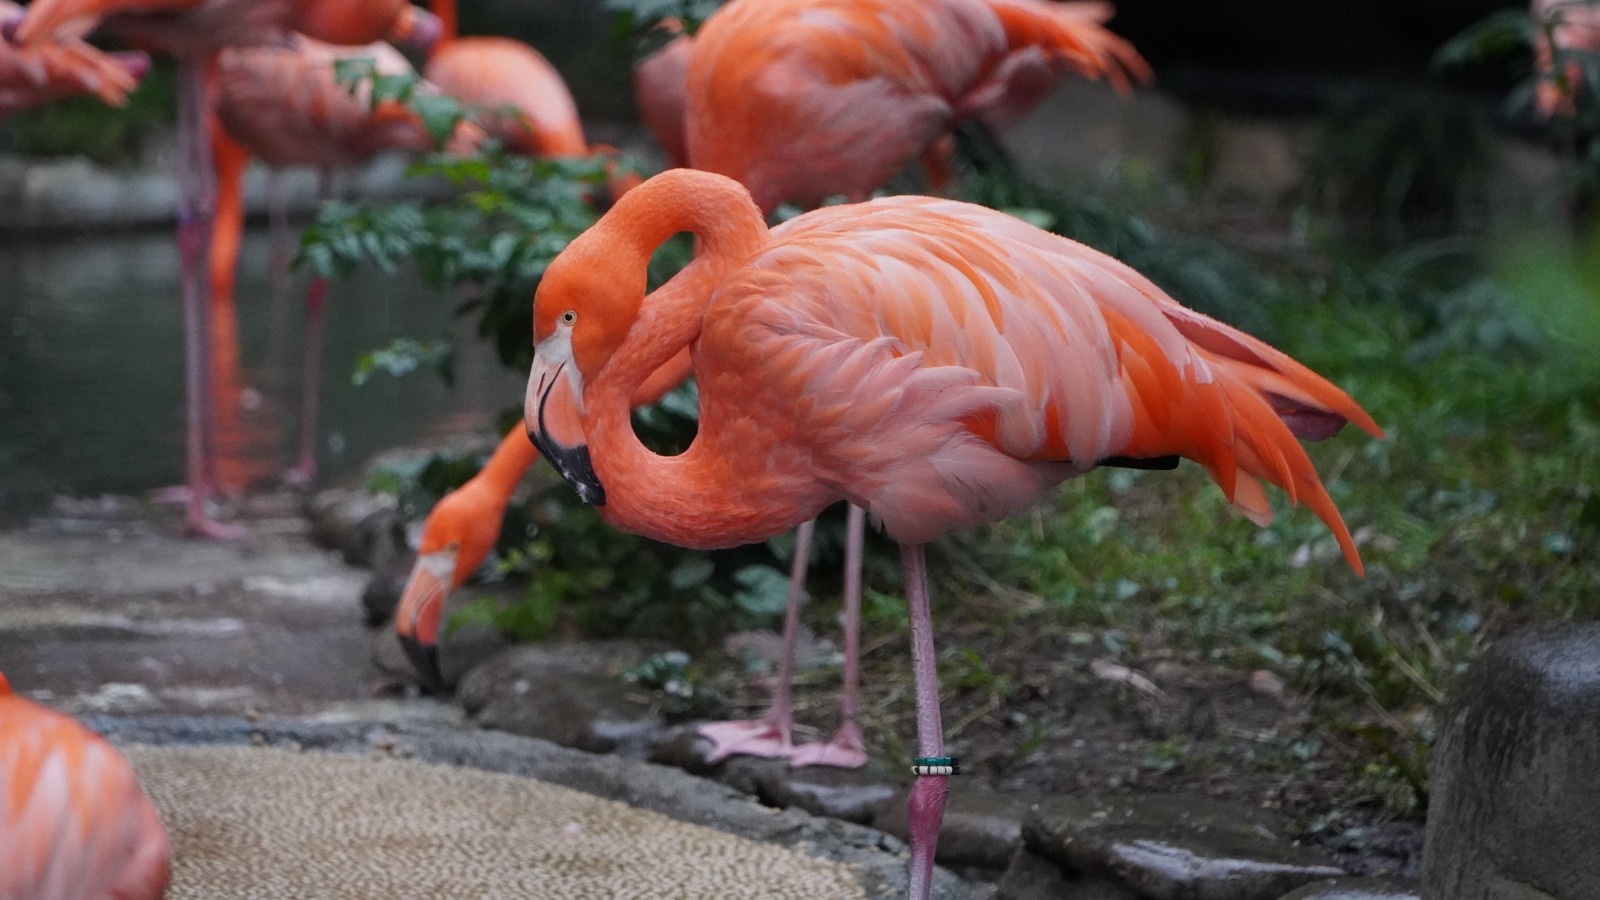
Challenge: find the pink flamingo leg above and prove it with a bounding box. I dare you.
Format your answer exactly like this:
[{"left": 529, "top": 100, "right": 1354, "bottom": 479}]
[
  {"left": 175, "top": 61, "right": 245, "bottom": 540},
  {"left": 790, "top": 503, "right": 868, "bottom": 768},
  {"left": 284, "top": 169, "right": 331, "bottom": 487},
  {"left": 697, "top": 518, "right": 815, "bottom": 762},
  {"left": 901, "top": 541, "right": 948, "bottom": 900}
]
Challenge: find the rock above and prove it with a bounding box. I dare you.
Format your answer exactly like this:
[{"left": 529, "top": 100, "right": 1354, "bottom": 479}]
[
  {"left": 369, "top": 617, "right": 512, "bottom": 691},
  {"left": 1276, "top": 876, "right": 1419, "bottom": 899},
  {"left": 1422, "top": 624, "right": 1600, "bottom": 899},
  {"left": 469, "top": 670, "right": 666, "bottom": 755},
  {"left": 996, "top": 849, "right": 1141, "bottom": 900},
  {"left": 648, "top": 728, "right": 791, "bottom": 796},
  {"left": 360, "top": 551, "right": 414, "bottom": 625},
  {"left": 305, "top": 489, "right": 402, "bottom": 568},
  {"left": 456, "top": 639, "right": 675, "bottom": 756},
  {"left": 455, "top": 640, "right": 669, "bottom": 710},
  {"left": 1024, "top": 794, "right": 1345, "bottom": 900},
  {"left": 756, "top": 765, "right": 900, "bottom": 825},
  {"left": 875, "top": 782, "right": 1034, "bottom": 869}
]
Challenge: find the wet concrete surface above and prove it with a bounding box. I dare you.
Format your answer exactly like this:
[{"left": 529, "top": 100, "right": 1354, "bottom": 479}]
[{"left": 0, "top": 491, "right": 460, "bottom": 725}]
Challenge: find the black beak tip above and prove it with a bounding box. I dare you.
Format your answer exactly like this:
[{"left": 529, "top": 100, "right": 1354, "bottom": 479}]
[
  {"left": 527, "top": 428, "right": 607, "bottom": 506},
  {"left": 398, "top": 634, "right": 447, "bottom": 695}
]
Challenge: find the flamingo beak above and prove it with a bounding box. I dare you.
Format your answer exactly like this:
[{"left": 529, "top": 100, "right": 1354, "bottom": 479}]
[
  {"left": 526, "top": 337, "right": 606, "bottom": 506},
  {"left": 394, "top": 548, "right": 457, "bottom": 692}
]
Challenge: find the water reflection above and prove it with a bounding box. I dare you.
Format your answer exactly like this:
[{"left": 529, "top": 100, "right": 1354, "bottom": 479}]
[{"left": 0, "top": 228, "right": 525, "bottom": 521}]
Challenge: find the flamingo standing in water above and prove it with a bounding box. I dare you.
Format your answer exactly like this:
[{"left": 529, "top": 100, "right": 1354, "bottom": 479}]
[
  {"left": 13, "top": 0, "right": 440, "bottom": 537},
  {"left": 208, "top": 36, "right": 479, "bottom": 490},
  {"left": 0, "top": 0, "right": 148, "bottom": 115},
  {"left": 522, "top": 168, "right": 1381, "bottom": 898},
  {"left": 0, "top": 672, "right": 171, "bottom": 900}
]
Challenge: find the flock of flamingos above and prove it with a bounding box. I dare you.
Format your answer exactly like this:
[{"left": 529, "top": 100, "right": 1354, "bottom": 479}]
[{"left": 2, "top": 0, "right": 1593, "bottom": 896}]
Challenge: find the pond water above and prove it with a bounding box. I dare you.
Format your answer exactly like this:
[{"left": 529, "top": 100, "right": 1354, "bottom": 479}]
[{"left": 0, "top": 228, "right": 526, "bottom": 523}]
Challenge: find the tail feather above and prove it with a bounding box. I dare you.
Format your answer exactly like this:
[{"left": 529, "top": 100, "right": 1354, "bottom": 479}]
[
  {"left": 986, "top": 0, "right": 1152, "bottom": 92},
  {"left": 1211, "top": 358, "right": 1367, "bottom": 574}
]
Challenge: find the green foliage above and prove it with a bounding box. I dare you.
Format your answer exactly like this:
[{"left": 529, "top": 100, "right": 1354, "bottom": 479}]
[
  {"left": 300, "top": 150, "right": 619, "bottom": 372},
  {"left": 605, "top": 0, "right": 725, "bottom": 46},
  {"left": 352, "top": 338, "right": 455, "bottom": 386}
]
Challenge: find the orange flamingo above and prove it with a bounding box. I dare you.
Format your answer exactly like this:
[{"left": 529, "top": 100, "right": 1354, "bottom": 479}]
[
  {"left": 13, "top": 0, "right": 441, "bottom": 538},
  {"left": 681, "top": 0, "right": 1149, "bottom": 211},
  {"left": 0, "top": 672, "right": 171, "bottom": 900},
  {"left": 1533, "top": 0, "right": 1600, "bottom": 117},
  {"left": 0, "top": 0, "right": 148, "bottom": 115},
  {"left": 522, "top": 168, "right": 1381, "bottom": 897}
]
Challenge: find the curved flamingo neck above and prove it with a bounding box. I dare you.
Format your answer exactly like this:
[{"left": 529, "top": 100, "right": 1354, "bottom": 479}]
[
  {"left": 584, "top": 171, "right": 821, "bottom": 548},
  {"left": 474, "top": 426, "right": 538, "bottom": 498}
]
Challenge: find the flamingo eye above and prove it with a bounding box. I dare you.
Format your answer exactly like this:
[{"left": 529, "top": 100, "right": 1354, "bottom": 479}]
[{"left": 561, "top": 310, "right": 577, "bottom": 325}]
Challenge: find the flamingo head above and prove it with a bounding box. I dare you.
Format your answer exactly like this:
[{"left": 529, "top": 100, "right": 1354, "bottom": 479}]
[
  {"left": 394, "top": 483, "right": 502, "bottom": 690},
  {"left": 525, "top": 216, "right": 651, "bottom": 506}
]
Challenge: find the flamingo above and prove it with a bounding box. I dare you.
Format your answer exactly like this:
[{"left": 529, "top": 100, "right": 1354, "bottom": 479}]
[
  {"left": 680, "top": 0, "right": 1149, "bottom": 211},
  {"left": 603, "top": 0, "right": 1151, "bottom": 770},
  {"left": 0, "top": 672, "right": 171, "bottom": 900},
  {"left": 208, "top": 36, "right": 479, "bottom": 490},
  {"left": 521, "top": 168, "right": 1382, "bottom": 897},
  {"left": 1532, "top": 0, "right": 1600, "bottom": 117},
  {"left": 0, "top": 0, "right": 148, "bottom": 116},
  {"left": 12, "top": 0, "right": 442, "bottom": 538}
]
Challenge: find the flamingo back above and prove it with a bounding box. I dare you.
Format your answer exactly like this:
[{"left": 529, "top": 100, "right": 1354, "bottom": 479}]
[
  {"left": 425, "top": 36, "right": 587, "bottom": 157},
  {"left": 684, "top": 0, "right": 1147, "bottom": 211},
  {"left": 700, "top": 197, "right": 1380, "bottom": 565},
  {"left": 215, "top": 36, "right": 435, "bottom": 168},
  {"left": 634, "top": 33, "right": 692, "bottom": 168},
  {"left": 0, "top": 676, "right": 171, "bottom": 900}
]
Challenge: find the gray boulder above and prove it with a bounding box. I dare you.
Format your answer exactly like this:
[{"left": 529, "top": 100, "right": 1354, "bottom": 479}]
[{"left": 1422, "top": 624, "right": 1600, "bottom": 899}]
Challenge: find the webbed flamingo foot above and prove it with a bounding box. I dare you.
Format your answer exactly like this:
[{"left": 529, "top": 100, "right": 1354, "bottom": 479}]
[
  {"left": 697, "top": 719, "right": 801, "bottom": 763},
  {"left": 185, "top": 509, "right": 249, "bottom": 541},
  {"left": 789, "top": 722, "right": 868, "bottom": 769}
]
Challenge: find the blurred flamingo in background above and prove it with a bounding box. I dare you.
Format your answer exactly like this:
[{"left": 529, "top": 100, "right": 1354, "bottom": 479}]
[
  {"left": 681, "top": 0, "right": 1149, "bottom": 211},
  {"left": 0, "top": 0, "right": 148, "bottom": 116},
  {"left": 12, "top": 0, "right": 441, "bottom": 538},
  {"left": 1532, "top": 0, "right": 1600, "bottom": 117},
  {"left": 420, "top": 0, "right": 638, "bottom": 197},
  {"left": 0, "top": 672, "right": 171, "bottom": 900},
  {"left": 208, "top": 36, "right": 479, "bottom": 490},
  {"left": 522, "top": 168, "right": 1380, "bottom": 897}
]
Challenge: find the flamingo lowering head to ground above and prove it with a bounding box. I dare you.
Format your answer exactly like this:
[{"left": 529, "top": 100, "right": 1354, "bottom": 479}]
[
  {"left": 522, "top": 169, "right": 1381, "bottom": 898},
  {"left": 0, "top": 672, "right": 172, "bottom": 900}
]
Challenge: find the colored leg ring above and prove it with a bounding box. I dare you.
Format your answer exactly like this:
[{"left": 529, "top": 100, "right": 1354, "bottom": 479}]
[{"left": 911, "top": 756, "right": 961, "bottom": 776}]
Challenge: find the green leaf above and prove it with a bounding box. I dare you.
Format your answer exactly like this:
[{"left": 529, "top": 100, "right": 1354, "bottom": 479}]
[
  {"left": 411, "top": 92, "right": 466, "bottom": 148},
  {"left": 351, "top": 337, "right": 454, "bottom": 386},
  {"left": 731, "top": 565, "right": 791, "bottom": 617},
  {"left": 668, "top": 556, "right": 715, "bottom": 589}
]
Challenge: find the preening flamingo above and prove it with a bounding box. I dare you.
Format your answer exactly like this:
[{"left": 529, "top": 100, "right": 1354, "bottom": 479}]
[
  {"left": 681, "top": 0, "right": 1149, "bottom": 211},
  {"left": 0, "top": 0, "right": 148, "bottom": 116},
  {"left": 1532, "top": 0, "right": 1600, "bottom": 117},
  {"left": 13, "top": 0, "right": 440, "bottom": 538},
  {"left": 522, "top": 169, "right": 1381, "bottom": 897},
  {"left": 0, "top": 672, "right": 171, "bottom": 900},
  {"left": 619, "top": 0, "right": 1150, "bottom": 769}
]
